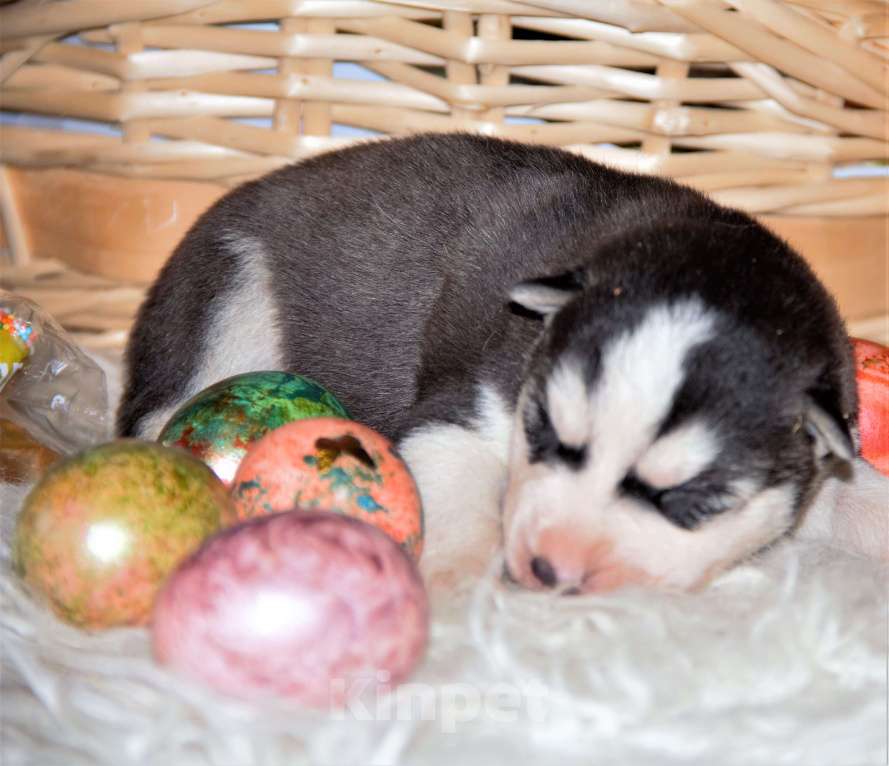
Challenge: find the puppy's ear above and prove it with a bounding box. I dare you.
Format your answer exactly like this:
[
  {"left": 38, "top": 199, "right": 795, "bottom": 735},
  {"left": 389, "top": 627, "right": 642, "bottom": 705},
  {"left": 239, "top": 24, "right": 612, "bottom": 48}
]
[
  {"left": 804, "top": 391, "right": 855, "bottom": 463},
  {"left": 509, "top": 270, "right": 584, "bottom": 320}
]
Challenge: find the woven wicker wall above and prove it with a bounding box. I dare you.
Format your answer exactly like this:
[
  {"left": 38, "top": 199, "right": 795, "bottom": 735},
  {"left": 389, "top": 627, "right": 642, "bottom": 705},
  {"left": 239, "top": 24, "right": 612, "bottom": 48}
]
[
  {"left": 0, "top": 0, "right": 887, "bottom": 349},
  {"left": 1, "top": 0, "right": 887, "bottom": 213}
]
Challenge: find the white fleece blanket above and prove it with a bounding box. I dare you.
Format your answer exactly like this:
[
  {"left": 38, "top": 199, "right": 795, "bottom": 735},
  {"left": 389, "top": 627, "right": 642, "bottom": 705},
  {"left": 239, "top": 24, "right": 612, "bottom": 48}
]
[{"left": 1, "top": 356, "right": 886, "bottom": 766}]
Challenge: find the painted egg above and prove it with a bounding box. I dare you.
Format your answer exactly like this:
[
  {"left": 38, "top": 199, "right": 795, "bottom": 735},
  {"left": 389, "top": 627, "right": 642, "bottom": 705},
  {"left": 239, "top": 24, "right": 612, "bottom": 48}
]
[
  {"left": 853, "top": 337, "right": 889, "bottom": 476},
  {"left": 152, "top": 510, "right": 428, "bottom": 706},
  {"left": 232, "top": 418, "right": 423, "bottom": 560},
  {"left": 158, "top": 371, "right": 350, "bottom": 485},
  {"left": 14, "top": 440, "right": 236, "bottom": 629}
]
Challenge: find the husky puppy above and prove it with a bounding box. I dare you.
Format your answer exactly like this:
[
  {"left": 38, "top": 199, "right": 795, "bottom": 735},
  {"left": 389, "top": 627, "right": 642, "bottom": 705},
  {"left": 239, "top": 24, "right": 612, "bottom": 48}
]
[{"left": 118, "top": 133, "right": 863, "bottom": 592}]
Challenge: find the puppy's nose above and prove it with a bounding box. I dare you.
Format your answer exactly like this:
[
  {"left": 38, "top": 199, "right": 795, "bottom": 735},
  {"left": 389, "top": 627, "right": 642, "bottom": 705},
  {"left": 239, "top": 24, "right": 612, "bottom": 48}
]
[{"left": 530, "top": 556, "right": 558, "bottom": 587}]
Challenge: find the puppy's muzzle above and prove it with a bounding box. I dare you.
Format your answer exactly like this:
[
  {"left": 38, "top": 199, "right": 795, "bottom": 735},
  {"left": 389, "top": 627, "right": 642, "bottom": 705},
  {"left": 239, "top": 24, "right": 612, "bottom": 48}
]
[{"left": 513, "top": 528, "right": 653, "bottom": 594}]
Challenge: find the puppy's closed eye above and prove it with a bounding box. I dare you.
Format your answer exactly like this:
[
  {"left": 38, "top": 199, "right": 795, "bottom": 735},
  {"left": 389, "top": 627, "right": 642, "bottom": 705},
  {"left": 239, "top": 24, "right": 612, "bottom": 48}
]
[
  {"left": 525, "top": 400, "right": 587, "bottom": 468},
  {"left": 620, "top": 471, "right": 727, "bottom": 530},
  {"left": 620, "top": 472, "right": 666, "bottom": 508}
]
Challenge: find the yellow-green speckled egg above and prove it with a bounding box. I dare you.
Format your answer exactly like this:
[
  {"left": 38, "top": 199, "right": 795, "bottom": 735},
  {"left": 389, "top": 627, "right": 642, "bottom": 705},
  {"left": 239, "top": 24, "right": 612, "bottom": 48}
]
[{"left": 14, "top": 440, "right": 236, "bottom": 629}]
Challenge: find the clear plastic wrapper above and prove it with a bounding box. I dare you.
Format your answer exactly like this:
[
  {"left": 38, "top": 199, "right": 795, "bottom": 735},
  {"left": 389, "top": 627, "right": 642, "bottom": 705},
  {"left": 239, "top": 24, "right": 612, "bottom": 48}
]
[{"left": 0, "top": 290, "right": 110, "bottom": 456}]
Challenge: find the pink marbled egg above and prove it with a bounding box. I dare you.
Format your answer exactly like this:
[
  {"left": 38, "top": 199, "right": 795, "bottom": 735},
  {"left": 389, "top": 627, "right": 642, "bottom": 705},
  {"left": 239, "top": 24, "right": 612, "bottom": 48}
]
[{"left": 151, "top": 510, "right": 428, "bottom": 707}]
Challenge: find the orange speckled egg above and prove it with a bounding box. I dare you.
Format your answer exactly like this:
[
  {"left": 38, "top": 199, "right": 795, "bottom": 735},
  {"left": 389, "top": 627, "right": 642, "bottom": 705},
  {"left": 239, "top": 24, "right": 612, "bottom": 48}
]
[
  {"left": 14, "top": 440, "right": 236, "bottom": 629},
  {"left": 231, "top": 418, "right": 423, "bottom": 560}
]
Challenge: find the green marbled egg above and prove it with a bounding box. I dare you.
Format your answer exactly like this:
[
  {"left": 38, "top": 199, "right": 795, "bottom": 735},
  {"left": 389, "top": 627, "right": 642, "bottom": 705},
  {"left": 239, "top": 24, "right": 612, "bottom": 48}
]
[{"left": 158, "top": 371, "right": 350, "bottom": 485}]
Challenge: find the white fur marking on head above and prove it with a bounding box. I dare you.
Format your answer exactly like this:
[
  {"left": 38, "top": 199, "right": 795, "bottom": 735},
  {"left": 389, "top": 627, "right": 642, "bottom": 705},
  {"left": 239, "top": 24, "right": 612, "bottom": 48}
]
[
  {"left": 589, "top": 300, "right": 716, "bottom": 475},
  {"left": 635, "top": 421, "right": 720, "bottom": 490},
  {"left": 546, "top": 361, "right": 590, "bottom": 448}
]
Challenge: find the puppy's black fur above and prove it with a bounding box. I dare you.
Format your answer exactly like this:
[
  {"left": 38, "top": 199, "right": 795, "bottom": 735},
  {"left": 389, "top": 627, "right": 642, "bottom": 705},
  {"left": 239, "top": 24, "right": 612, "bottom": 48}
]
[{"left": 118, "top": 133, "right": 856, "bottom": 502}]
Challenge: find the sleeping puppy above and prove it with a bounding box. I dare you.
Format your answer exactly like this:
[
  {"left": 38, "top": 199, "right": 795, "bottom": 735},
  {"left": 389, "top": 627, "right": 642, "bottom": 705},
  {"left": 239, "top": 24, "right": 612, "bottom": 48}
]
[{"left": 117, "top": 133, "right": 872, "bottom": 592}]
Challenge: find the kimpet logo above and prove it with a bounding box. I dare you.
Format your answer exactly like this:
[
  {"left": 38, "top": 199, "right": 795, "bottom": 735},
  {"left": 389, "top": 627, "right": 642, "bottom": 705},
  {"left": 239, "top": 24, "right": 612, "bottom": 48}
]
[{"left": 330, "top": 672, "right": 554, "bottom": 733}]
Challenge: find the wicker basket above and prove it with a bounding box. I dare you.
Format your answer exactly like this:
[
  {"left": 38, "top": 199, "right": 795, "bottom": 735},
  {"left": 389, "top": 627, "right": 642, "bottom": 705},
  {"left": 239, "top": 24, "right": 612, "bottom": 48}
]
[{"left": 0, "top": 0, "right": 887, "bottom": 347}]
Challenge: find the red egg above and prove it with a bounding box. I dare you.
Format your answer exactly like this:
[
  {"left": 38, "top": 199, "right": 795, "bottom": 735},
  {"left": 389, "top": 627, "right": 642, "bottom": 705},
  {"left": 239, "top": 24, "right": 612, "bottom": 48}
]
[
  {"left": 231, "top": 418, "right": 423, "bottom": 559},
  {"left": 852, "top": 337, "right": 889, "bottom": 476},
  {"left": 151, "top": 511, "right": 428, "bottom": 706}
]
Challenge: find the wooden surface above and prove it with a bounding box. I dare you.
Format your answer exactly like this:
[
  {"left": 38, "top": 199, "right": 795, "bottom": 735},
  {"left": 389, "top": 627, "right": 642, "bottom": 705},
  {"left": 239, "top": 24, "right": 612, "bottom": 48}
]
[
  {"left": 763, "top": 214, "right": 888, "bottom": 323},
  {"left": 1, "top": 167, "right": 886, "bottom": 346},
  {"left": 0, "top": 166, "right": 224, "bottom": 282}
]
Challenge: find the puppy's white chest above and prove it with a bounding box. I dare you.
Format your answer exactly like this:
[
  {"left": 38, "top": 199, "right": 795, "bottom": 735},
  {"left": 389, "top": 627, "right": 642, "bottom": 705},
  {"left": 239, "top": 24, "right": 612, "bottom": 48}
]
[{"left": 397, "top": 385, "right": 513, "bottom": 583}]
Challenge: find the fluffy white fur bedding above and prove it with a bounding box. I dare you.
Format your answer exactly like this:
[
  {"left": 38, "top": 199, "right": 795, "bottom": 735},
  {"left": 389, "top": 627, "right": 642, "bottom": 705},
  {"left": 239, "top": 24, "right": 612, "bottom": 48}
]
[
  {"left": 1, "top": 357, "right": 887, "bottom": 766},
  {"left": 1, "top": 529, "right": 886, "bottom": 766}
]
